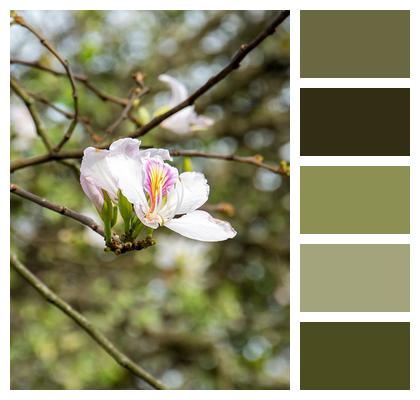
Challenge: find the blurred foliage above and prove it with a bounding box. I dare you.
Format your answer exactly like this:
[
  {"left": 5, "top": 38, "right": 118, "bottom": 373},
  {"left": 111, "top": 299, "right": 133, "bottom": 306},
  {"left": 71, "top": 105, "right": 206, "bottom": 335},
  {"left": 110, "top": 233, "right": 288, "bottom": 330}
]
[{"left": 10, "top": 10, "right": 290, "bottom": 389}]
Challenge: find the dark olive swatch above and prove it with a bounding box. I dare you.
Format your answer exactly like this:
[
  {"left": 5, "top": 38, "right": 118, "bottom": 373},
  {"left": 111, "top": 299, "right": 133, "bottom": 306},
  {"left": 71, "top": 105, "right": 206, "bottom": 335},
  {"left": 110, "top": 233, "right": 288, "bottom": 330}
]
[
  {"left": 300, "top": 322, "right": 410, "bottom": 389},
  {"left": 300, "top": 166, "right": 410, "bottom": 234},
  {"left": 300, "top": 88, "right": 410, "bottom": 156},
  {"left": 300, "top": 10, "right": 410, "bottom": 78}
]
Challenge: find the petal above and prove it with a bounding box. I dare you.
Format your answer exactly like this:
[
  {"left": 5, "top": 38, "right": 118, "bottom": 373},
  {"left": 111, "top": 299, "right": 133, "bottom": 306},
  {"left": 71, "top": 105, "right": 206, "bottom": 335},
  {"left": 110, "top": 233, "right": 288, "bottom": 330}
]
[
  {"left": 101, "top": 138, "right": 147, "bottom": 207},
  {"left": 134, "top": 203, "right": 159, "bottom": 229},
  {"left": 139, "top": 148, "right": 172, "bottom": 161},
  {"left": 165, "top": 210, "right": 236, "bottom": 242},
  {"left": 158, "top": 185, "right": 181, "bottom": 223},
  {"left": 115, "top": 160, "right": 148, "bottom": 211},
  {"left": 158, "top": 74, "right": 188, "bottom": 105},
  {"left": 109, "top": 137, "right": 141, "bottom": 156},
  {"left": 174, "top": 172, "right": 210, "bottom": 215},
  {"left": 161, "top": 107, "right": 196, "bottom": 134},
  {"left": 191, "top": 115, "right": 215, "bottom": 131},
  {"left": 80, "top": 174, "right": 104, "bottom": 211},
  {"left": 80, "top": 147, "right": 119, "bottom": 200}
]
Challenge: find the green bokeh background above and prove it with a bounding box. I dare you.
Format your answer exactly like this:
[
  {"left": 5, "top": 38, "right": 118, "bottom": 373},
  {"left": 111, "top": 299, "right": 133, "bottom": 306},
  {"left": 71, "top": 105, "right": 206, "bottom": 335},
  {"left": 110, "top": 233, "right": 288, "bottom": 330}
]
[{"left": 11, "top": 10, "right": 290, "bottom": 389}]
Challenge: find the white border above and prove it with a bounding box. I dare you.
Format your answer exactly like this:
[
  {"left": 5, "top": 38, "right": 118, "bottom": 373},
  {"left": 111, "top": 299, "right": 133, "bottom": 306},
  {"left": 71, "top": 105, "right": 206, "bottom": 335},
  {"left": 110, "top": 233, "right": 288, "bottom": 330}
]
[{"left": 3, "top": 0, "right": 420, "bottom": 398}]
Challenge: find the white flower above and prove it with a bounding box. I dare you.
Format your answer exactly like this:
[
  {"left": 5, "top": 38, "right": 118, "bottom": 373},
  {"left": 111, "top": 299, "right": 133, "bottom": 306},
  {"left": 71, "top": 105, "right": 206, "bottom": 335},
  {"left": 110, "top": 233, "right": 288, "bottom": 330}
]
[
  {"left": 80, "top": 138, "right": 236, "bottom": 242},
  {"left": 154, "top": 234, "right": 211, "bottom": 280},
  {"left": 158, "top": 74, "right": 214, "bottom": 134}
]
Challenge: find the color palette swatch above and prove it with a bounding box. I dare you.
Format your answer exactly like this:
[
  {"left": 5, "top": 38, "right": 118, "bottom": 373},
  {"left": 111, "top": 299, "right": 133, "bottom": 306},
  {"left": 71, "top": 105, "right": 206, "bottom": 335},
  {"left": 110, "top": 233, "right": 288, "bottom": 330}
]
[
  {"left": 300, "top": 166, "right": 410, "bottom": 234},
  {"left": 300, "top": 88, "right": 410, "bottom": 156},
  {"left": 300, "top": 10, "right": 410, "bottom": 78},
  {"left": 301, "top": 245, "right": 410, "bottom": 312},
  {"left": 299, "top": 10, "right": 410, "bottom": 390},
  {"left": 300, "top": 322, "right": 410, "bottom": 389}
]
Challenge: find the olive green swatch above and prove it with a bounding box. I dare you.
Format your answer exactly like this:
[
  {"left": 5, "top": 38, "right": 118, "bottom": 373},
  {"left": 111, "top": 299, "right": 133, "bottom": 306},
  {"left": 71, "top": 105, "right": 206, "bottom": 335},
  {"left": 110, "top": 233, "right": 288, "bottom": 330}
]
[
  {"left": 300, "top": 244, "right": 410, "bottom": 312},
  {"left": 300, "top": 167, "right": 410, "bottom": 234},
  {"left": 300, "top": 88, "right": 410, "bottom": 156},
  {"left": 300, "top": 10, "right": 410, "bottom": 78},
  {"left": 300, "top": 322, "right": 410, "bottom": 389}
]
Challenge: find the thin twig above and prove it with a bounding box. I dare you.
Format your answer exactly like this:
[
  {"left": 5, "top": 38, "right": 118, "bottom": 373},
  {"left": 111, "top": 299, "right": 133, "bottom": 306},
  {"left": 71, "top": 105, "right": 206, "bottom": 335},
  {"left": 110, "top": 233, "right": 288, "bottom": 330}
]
[
  {"left": 11, "top": 59, "right": 144, "bottom": 129},
  {"left": 11, "top": 10, "right": 289, "bottom": 147},
  {"left": 10, "top": 11, "right": 290, "bottom": 176},
  {"left": 58, "top": 160, "right": 81, "bottom": 180},
  {"left": 10, "top": 183, "right": 104, "bottom": 236},
  {"left": 10, "top": 148, "right": 290, "bottom": 176},
  {"left": 10, "top": 76, "right": 53, "bottom": 152},
  {"left": 105, "top": 87, "right": 147, "bottom": 136},
  {"left": 26, "top": 90, "right": 100, "bottom": 141},
  {"left": 127, "top": 10, "right": 290, "bottom": 140},
  {"left": 10, "top": 252, "right": 168, "bottom": 390},
  {"left": 170, "top": 149, "right": 290, "bottom": 176},
  {"left": 13, "top": 14, "right": 79, "bottom": 152},
  {"left": 10, "top": 184, "right": 156, "bottom": 254},
  {"left": 11, "top": 58, "right": 128, "bottom": 106}
]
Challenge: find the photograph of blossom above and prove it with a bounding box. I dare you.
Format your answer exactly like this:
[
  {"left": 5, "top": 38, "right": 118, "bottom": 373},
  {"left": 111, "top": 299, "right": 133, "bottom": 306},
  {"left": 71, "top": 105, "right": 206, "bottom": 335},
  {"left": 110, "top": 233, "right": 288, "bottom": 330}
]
[{"left": 10, "top": 10, "right": 290, "bottom": 389}]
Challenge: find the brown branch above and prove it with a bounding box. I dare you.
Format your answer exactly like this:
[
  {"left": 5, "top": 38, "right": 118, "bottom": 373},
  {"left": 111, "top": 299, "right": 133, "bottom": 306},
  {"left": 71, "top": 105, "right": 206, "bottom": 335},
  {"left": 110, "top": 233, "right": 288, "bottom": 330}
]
[
  {"left": 10, "top": 76, "right": 53, "bottom": 152},
  {"left": 25, "top": 90, "right": 100, "bottom": 141},
  {"left": 104, "top": 86, "right": 148, "bottom": 136},
  {"left": 10, "top": 183, "right": 104, "bottom": 236},
  {"left": 13, "top": 15, "right": 79, "bottom": 152},
  {"left": 10, "top": 183, "right": 156, "bottom": 254},
  {"left": 127, "top": 10, "right": 290, "bottom": 140},
  {"left": 10, "top": 147, "right": 289, "bottom": 176},
  {"left": 11, "top": 58, "right": 144, "bottom": 130},
  {"left": 10, "top": 11, "right": 290, "bottom": 177},
  {"left": 10, "top": 252, "right": 168, "bottom": 390},
  {"left": 170, "top": 149, "right": 290, "bottom": 176},
  {"left": 11, "top": 10, "right": 289, "bottom": 145},
  {"left": 11, "top": 58, "right": 129, "bottom": 106}
]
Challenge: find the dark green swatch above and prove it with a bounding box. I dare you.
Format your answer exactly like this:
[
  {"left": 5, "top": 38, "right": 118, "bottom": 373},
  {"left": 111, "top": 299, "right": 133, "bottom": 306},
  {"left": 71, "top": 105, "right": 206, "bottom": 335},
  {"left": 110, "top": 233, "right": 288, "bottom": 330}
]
[
  {"left": 300, "top": 322, "right": 410, "bottom": 389},
  {"left": 301, "top": 166, "right": 410, "bottom": 234},
  {"left": 300, "top": 88, "right": 410, "bottom": 156},
  {"left": 300, "top": 10, "right": 410, "bottom": 78},
  {"left": 300, "top": 244, "right": 410, "bottom": 312}
]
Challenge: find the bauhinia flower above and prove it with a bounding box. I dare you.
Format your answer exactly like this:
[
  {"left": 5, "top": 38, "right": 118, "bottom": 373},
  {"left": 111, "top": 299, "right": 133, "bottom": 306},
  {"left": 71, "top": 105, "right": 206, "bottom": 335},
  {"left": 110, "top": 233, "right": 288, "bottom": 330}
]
[
  {"left": 80, "top": 138, "right": 236, "bottom": 243},
  {"left": 158, "top": 74, "right": 214, "bottom": 134}
]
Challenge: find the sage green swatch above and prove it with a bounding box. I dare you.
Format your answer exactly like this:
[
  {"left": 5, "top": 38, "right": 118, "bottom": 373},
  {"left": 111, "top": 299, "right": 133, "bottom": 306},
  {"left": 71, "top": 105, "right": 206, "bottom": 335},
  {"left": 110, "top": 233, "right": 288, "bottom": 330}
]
[
  {"left": 300, "top": 322, "right": 410, "bottom": 389},
  {"left": 300, "top": 10, "right": 410, "bottom": 77},
  {"left": 300, "top": 244, "right": 410, "bottom": 312},
  {"left": 300, "top": 166, "right": 410, "bottom": 234}
]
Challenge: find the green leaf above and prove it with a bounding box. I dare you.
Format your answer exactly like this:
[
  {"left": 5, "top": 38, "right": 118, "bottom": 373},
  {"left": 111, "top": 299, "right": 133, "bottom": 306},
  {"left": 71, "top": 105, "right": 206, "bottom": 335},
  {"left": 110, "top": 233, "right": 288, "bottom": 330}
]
[
  {"left": 118, "top": 191, "right": 133, "bottom": 222},
  {"left": 111, "top": 206, "right": 118, "bottom": 228},
  {"left": 100, "top": 192, "right": 114, "bottom": 244}
]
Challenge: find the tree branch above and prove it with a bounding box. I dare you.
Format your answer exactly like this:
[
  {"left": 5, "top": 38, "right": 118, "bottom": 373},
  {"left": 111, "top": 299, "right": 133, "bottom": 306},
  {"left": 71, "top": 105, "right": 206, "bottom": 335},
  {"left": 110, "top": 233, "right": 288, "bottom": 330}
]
[
  {"left": 13, "top": 14, "right": 79, "bottom": 152},
  {"left": 10, "top": 252, "right": 168, "bottom": 390},
  {"left": 105, "top": 86, "right": 148, "bottom": 136},
  {"left": 10, "top": 183, "right": 104, "bottom": 236},
  {"left": 10, "top": 76, "right": 53, "bottom": 152},
  {"left": 170, "top": 149, "right": 290, "bottom": 176},
  {"left": 25, "top": 89, "right": 100, "bottom": 141},
  {"left": 127, "top": 10, "right": 290, "bottom": 140},
  {"left": 10, "top": 183, "right": 156, "bottom": 254},
  {"left": 11, "top": 58, "right": 129, "bottom": 106},
  {"left": 10, "top": 148, "right": 290, "bottom": 176},
  {"left": 10, "top": 11, "right": 290, "bottom": 176},
  {"left": 11, "top": 10, "right": 289, "bottom": 147},
  {"left": 11, "top": 60, "right": 145, "bottom": 131}
]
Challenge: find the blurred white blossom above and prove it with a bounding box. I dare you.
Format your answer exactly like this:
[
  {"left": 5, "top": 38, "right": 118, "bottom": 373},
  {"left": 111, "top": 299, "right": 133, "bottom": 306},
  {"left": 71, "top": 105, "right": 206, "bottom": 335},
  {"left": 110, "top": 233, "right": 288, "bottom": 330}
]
[{"left": 154, "top": 234, "right": 211, "bottom": 280}]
